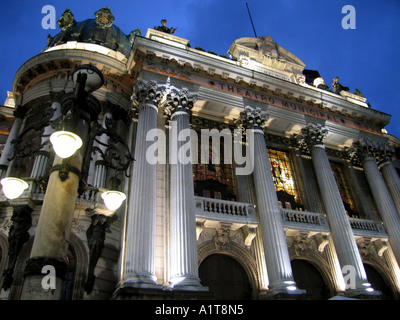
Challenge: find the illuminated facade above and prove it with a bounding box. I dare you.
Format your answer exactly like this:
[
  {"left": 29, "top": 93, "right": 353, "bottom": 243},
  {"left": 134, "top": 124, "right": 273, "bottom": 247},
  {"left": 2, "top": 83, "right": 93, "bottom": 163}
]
[{"left": 0, "top": 7, "right": 400, "bottom": 300}]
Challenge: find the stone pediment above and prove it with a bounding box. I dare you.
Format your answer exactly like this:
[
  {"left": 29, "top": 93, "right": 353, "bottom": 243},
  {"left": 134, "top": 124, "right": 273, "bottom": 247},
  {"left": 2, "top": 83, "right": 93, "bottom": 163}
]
[{"left": 228, "top": 36, "right": 306, "bottom": 83}]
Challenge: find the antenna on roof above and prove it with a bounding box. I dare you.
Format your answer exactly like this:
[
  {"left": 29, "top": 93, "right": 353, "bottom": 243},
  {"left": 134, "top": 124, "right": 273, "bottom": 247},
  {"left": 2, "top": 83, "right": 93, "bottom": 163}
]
[{"left": 246, "top": 2, "right": 258, "bottom": 38}]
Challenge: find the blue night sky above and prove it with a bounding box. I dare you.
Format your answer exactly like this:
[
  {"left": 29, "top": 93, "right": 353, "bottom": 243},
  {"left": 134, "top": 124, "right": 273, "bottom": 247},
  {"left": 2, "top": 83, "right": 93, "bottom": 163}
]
[{"left": 1, "top": 0, "right": 399, "bottom": 138}]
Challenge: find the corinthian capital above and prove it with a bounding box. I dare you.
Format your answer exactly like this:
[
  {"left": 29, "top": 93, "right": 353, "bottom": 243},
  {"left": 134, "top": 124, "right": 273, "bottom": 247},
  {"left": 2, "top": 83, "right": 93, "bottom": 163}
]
[
  {"left": 348, "top": 138, "right": 394, "bottom": 166},
  {"left": 236, "top": 105, "right": 269, "bottom": 130},
  {"left": 133, "top": 80, "right": 166, "bottom": 108},
  {"left": 163, "top": 86, "right": 197, "bottom": 117},
  {"left": 296, "top": 123, "right": 328, "bottom": 150}
]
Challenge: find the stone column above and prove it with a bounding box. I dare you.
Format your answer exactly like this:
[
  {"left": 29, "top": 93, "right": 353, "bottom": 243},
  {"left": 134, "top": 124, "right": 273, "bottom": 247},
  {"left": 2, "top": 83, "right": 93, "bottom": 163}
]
[
  {"left": 30, "top": 92, "right": 63, "bottom": 179},
  {"left": 119, "top": 81, "right": 164, "bottom": 289},
  {"left": 0, "top": 105, "right": 27, "bottom": 178},
  {"left": 376, "top": 144, "right": 400, "bottom": 215},
  {"left": 237, "top": 106, "right": 300, "bottom": 296},
  {"left": 165, "top": 87, "right": 205, "bottom": 291},
  {"left": 350, "top": 139, "right": 400, "bottom": 267},
  {"left": 297, "top": 123, "right": 370, "bottom": 295}
]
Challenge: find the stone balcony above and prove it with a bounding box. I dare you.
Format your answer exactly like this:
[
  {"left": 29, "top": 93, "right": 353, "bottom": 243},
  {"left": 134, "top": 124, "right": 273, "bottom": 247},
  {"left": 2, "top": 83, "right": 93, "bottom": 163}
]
[
  {"left": 194, "top": 196, "right": 388, "bottom": 241},
  {"left": 194, "top": 196, "right": 258, "bottom": 227}
]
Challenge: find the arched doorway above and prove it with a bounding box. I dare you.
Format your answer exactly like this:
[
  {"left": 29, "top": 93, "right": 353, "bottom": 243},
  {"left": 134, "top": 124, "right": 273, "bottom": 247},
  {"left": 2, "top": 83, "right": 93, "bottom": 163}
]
[
  {"left": 199, "top": 254, "right": 252, "bottom": 300},
  {"left": 364, "top": 264, "right": 394, "bottom": 299},
  {"left": 291, "top": 259, "right": 330, "bottom": 299}
]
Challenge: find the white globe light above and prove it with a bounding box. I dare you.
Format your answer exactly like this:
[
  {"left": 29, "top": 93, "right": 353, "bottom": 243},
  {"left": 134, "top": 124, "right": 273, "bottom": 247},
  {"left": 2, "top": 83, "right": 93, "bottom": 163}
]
[
  {"left": 1, "top": 177, "right": 29, "bottom": 199},
  {"left": 101, "top": 191, "right": 126, "bottom": 211},
  {"left": 50, "top": 131, "right": 83, "bottom": 158}
]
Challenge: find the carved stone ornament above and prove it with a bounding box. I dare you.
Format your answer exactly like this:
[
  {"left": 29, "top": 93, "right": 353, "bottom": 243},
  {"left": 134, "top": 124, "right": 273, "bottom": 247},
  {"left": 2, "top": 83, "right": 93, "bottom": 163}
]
[
  {"left": 94, "top": 7, "right": 115, "bottom": 28},
  {"left": 164, "top": 87, "right": 197, "bottom": 117},
  {"left": 347, "top": 138, "right": 394, "bottom": 166},
  {"left": 57, "top": 9, "right": 76, "bottom": 31},
  {"left": 213, "top": 224, "right": 231, "bottom": 250},
  {"left": 296, "top": 122, "right": 329, "bottom": 151},
  {"left": 236, "top": 105, "right": 269, "bottom": 130},
  {"left": 85, "top": 213, "right": 116, "bottom": 294},
  {"left": 133, "top": 80, "right": 166, "bottom": 110}
]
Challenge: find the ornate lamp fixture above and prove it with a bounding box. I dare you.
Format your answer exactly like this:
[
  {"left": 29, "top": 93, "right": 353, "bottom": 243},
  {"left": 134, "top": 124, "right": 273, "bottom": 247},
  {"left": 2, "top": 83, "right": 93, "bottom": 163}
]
[
  {"left": 50, "top": 131, "right": 83, "bottom": 159},
  {"left": 50, "top": 64, "right": 104, "bottom": 159},
  {"left": 2, "top": 64, "right": 132, "bottom": 213},
  {"left": 101, "top": 190, "right": 126, "bottom": 211},
  {"left": 0, "top": 177, "right": 29, "bottom": 199}
]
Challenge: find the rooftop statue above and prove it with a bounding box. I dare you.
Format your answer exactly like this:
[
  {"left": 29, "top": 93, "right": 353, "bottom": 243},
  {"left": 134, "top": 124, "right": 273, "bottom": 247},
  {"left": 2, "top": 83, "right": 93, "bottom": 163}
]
[
  {"left": 154, "top": 19, "right": 177, "bottom": 34},
  {"left": 313, "top": 77, "right": 332, "bottom": 92},
  {"left": 332, "top": 77, "right": 349, "bottom": 94},
  {"left": 57, "top": 9, "right": 76, "bottom": 31},
  {"left": 354, "top": 88, "right": 364, "bottom": 97},
  {"left": 94, "top": 6, "right": 115, "bottom": 28}
]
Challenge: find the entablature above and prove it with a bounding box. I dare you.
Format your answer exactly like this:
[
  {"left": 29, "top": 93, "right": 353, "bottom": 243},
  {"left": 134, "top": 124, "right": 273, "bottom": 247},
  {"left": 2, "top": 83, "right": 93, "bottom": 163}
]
[{"left": 131, "top": 34, "right": 391, "bottom": 132}]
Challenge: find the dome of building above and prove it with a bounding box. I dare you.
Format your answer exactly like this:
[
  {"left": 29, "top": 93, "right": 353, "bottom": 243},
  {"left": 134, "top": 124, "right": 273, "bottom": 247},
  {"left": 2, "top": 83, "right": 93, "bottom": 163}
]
[{"left": 46, "top": 7, "right": 136, "bottom": 58}]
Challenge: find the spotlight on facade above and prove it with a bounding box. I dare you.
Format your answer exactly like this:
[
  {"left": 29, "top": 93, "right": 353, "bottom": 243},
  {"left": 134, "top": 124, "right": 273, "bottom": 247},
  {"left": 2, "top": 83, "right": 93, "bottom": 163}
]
[
  {"left": 286, "top": 285, "right": 297, "bottom": 291},
  {"left": 1, "top": 177, "right": 29, "bottom": 199},
  {"left": 50, "top": 131, "right": 83, "bottom": 159},
  {"left": 101, "top": 191, "right": 126, "bottom": 211}
]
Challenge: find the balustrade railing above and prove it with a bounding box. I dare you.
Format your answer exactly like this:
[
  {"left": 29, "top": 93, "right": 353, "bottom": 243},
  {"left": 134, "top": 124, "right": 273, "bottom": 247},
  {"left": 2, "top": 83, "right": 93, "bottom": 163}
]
[
  {"left": 194, "top": 196, "right": 257, "bottom": 225},
  {"left": 348, "top": 217, "right": 386, "bottom": 236},
  {"left": 281, "top": 208, "right": 329, "bottom": 232}
]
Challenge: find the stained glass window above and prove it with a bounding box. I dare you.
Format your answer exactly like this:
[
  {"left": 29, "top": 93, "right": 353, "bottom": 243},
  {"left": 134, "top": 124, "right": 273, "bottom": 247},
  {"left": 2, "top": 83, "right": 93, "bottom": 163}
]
[
  {"left": 267, "top": 149, "right": 303, "bottom": 210},
  {"left": 330, "top": 162, "right": 358, "bottom": 217},
  {"left": 192, "top": 129, "right": 235, "bottom": 201}
]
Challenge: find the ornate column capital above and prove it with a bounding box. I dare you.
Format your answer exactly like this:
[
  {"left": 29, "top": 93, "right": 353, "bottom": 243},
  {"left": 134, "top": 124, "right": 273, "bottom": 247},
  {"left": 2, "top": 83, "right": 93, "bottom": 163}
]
[
  {"left": 236, "top": 105, "right": 269, "bottom": 131},
  {"left": 347, "top": 138, "right": 394, "bottom": 166},
  {"left": 164, "top": 86, "right": 197, "bottom": 118},
  {"left": 133, "top": 80, "right": 166, "bottom": 111},
  {"left": 296, "top": 122, "right": 328, "bottom": 152}
]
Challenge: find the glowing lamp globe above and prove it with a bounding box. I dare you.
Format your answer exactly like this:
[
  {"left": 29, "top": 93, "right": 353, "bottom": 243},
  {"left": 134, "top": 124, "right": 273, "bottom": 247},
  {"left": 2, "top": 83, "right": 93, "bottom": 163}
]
[
  {"left": 50, "top": 131, "right": 83, "bottom": 158},
  {"left": 101, "top": 191, "right": 126, "bottom": 211},
  {"left": 1, "top": 177, "right": 29, "bottom": 199}
]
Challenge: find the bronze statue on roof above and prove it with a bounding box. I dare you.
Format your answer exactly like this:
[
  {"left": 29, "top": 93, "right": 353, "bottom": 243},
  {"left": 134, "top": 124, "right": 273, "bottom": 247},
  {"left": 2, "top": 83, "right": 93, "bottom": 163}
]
[{"left": 154, "top": 19, "right": 177, "bottom": 34}]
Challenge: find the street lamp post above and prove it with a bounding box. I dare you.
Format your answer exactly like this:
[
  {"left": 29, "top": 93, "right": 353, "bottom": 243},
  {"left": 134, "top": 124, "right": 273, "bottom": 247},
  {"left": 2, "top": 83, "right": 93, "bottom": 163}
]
[{"left": 19, "top": 64, "right": 130, "bottom": 299}]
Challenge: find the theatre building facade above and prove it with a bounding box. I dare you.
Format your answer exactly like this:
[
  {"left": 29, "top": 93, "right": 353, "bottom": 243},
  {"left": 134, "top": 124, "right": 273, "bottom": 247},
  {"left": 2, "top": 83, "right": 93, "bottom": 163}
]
[{"left": 0, "top": 7, "right": 400, "bottom": 300}]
